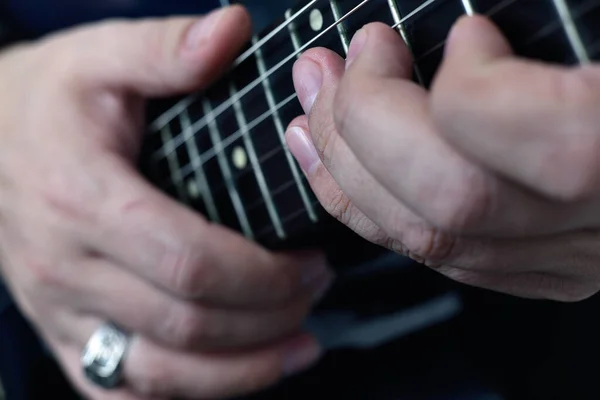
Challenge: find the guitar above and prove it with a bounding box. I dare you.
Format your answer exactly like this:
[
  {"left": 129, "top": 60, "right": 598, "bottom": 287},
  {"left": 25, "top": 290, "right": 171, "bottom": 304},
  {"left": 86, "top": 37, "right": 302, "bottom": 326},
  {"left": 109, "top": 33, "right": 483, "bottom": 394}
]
[{"left": 139, "top": 0, "right": 600, "bottom": 258}]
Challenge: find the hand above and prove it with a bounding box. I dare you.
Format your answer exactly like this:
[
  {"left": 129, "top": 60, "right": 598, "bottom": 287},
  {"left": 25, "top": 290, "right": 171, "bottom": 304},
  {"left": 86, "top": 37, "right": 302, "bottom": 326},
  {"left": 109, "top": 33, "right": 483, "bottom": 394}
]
[
  {"left": 287, "top": 15, "right": 600, "bottom": 302},
  {"left": 0, "top": 6, "right": 331, "bottom": 399}
]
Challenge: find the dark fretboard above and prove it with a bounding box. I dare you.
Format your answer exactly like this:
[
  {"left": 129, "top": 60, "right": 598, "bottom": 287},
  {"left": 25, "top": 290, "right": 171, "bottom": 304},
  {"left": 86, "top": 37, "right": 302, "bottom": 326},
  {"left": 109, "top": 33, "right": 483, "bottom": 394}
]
[{"left": 139, "top": 0, "right": 600, "bottom": 248}]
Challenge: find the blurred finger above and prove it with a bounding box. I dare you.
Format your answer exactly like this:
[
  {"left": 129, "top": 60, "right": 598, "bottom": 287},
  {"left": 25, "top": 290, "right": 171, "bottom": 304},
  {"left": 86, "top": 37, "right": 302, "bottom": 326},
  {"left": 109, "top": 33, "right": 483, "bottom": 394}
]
[
  {"left": 70, "top": 257, "right": 328, "bottom": 351},
  {"left": 63, "top": 318, "right": 322, "bottom": 400},
  {"left": 57, "top": 6, "right": 252, "bottom": 97},
  {"left": 79, "top": 156, "right": 330, "bottom": 308},
  {"left": 432, "top": 15, "right": 600, "bottom": 202},
  {"left": 332, "top": 22, "right": 584, "bottom": 236},
  {"left": 436, "top": 266, "right": 598, "bottom": 303}
]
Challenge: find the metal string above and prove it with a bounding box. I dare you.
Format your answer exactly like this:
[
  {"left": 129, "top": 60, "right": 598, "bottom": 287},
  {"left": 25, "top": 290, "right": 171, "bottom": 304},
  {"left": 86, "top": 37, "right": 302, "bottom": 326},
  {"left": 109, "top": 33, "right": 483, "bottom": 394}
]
[
  {"left": 211, "top": 0, "right": 600, "bottom": 239},
  {"left": 162, "top": 0, "right": 539, "bottom": 193},
  {"left": 149, "top": 0, "right": 393, "bottom": 162}
]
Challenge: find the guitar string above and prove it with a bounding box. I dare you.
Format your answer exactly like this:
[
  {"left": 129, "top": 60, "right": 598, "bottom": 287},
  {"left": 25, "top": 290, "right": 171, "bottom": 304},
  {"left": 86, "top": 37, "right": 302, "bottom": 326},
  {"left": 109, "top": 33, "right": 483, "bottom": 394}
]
[
  {"left": 158, "top": 0, "right": 548, "bottom": 195},
  {"left": 233, "top": 0, "right": 321, "bottom": 68},
  {"left": 223, "top": 2, "right": 600, "bottom": 239},
  {"left": 151, "top": 0, "right": 598, "bottom": 170},
  {"left": 154, "top": 0, "right": 448, "bottom": 191},
  {"left": 148, "top": 0, "right": 359, "bottom": 135},
  {"left": 149, "top": 0, "right": 441, "bottom": 163},
  {"left": 149, "top": 0, "right": 324, "bottom": 132}
]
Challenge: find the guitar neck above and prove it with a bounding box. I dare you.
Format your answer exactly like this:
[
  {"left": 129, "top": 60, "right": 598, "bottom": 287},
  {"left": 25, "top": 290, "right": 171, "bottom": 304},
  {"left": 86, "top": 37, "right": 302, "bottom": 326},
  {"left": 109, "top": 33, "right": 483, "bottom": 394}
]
[{"left": 139, "top": 0, "right": 600, "bottom": 248}]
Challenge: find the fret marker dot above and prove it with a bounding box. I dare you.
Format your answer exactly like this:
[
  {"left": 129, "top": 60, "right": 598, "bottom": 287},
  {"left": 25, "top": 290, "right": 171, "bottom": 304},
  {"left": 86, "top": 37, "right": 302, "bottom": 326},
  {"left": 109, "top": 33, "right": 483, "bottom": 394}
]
[
  {"left": 310, "top": 9, "right": 323, "bottom": 32},
  {"left": 187, "top": 180, "right": 201, "bottom": 199},
  {"left": 232, "top": 146, "right": 248, "bottom": 170}
]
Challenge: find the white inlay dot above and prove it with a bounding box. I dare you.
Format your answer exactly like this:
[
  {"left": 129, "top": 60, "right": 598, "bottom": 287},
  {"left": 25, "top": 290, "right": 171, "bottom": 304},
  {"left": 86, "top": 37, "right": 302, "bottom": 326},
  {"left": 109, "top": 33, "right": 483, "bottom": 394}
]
[
  {"left": 310, "top": 9, "right": 324, "bottom": 32},
  {"left": 187, "top": 179, "right": 200, "bottom": 199},
  {"left": 232, "top": 146, "right": 248, "bottom": 170}
]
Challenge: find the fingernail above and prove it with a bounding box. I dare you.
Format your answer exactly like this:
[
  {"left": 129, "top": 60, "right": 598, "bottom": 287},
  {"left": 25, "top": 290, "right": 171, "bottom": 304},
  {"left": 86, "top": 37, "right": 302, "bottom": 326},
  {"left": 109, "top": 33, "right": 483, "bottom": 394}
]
[
  {"left": 346, "top": 28, "right": 368, "bottom": 70},
  {"left": 282, "top": 336, "right": 322, "bottom": 377},
  {"left": 184, "top": 8, "right": 227, "bottom": 50},
  {"left": 293, "top": 59, "right": 323, "bottom": 113},
  {"left": 286, "top": 126, "right": 320, "bottom": 175}
]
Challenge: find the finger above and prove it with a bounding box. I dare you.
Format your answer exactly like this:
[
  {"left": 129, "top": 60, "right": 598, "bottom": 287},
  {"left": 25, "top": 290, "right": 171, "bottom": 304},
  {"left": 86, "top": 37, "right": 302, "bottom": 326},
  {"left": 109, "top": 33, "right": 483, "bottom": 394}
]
[
  {"left": 47, "top": 340, "right": 151, "bottom": 400},
  {"left": 77, "top": 156, "right": 331, "bottom": 308},
  {"left": 64, "top": 318, "right": 321, "bottom": 399},
  {"left": 70, "top": 257, "right": 325, "bottom": 351},
  {"left": 435, "top": 266, "right": 597, "bottom": 303},
  {"left": 288, "top": 48, "right": 444, "bottom": 254},
  {"left": 285, "top": 115, "right": 393, "bottom": 247},
  {"left": 432, "top": 15, "right": 600, "bottom": 202},
  {"left": 55, "top": 5, "right": 251, "bottom": 97},
  {"left": 330, "top": 22, "right": 583, "bottom": 236},
  {"left": 418, "top": 228, "right": 600, "bottom": 281}
]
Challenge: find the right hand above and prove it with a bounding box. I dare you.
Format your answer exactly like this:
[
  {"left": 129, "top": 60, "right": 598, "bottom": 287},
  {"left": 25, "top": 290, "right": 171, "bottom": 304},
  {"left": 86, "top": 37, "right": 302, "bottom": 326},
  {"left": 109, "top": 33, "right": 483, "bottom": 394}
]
[{"left": 0, "top": 6, "right": 331, "bottom": 399}]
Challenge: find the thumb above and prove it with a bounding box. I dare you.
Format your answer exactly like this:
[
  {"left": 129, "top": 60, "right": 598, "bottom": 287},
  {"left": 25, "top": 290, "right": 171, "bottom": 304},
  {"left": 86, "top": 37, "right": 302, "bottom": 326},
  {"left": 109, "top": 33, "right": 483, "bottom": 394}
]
[{"left": 70, "top": 5, "right": 251, "bottom": 96}]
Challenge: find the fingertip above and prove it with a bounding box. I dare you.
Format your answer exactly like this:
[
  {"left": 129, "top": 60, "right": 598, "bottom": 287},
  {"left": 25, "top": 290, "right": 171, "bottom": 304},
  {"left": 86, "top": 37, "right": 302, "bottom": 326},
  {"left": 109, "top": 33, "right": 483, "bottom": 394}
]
[
  {"left": 345, "top": 22, "right": 413, "bottom": 78},
  {"left": 445, "top": 14, "right": 512, "bottom": 63},
  {"left": 226, "top": 4, "right": 253, "bottom": 39},
  {"left": 292, "top": 57, "right": 323, "bottom": 113}
]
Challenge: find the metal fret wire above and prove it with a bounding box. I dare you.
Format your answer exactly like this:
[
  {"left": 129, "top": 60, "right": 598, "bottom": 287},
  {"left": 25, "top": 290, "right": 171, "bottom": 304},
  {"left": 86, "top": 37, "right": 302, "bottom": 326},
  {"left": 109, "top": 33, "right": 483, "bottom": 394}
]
[
  {"left": 164, "top": 0, "right": 596, "bottom": 201},
  {"left": 242, "top": 0, "right": 600, "bottom": 239},
  {"left": 148, "top": 0, "right": 321, "bottom": 133},
  {"left": 150, "top": 0, "right": 387, "bottom": 162}
]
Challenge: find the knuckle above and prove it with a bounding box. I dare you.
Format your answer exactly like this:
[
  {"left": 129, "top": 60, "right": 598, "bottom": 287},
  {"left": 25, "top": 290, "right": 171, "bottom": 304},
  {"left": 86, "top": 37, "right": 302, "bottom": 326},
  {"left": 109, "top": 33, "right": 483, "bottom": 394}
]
[
  {"left": 419, "top": 168, "right": 493, "bottom": 233},
  {"left": 24, "top": 255, "right": 67, "bottom": 290},
  {"left": 161, "top": 243, "right": 215, "bottom": 298},
  {"left": 389, "top": 225, "right": 460, "bottom": 267},
  {"left": 39, "top": 168, "right": 103, "bottom": 226}
]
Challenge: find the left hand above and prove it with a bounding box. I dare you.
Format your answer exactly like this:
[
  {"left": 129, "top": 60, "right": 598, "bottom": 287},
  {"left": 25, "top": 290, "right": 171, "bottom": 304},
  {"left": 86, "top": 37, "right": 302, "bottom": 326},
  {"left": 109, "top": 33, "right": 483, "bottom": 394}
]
[{"left": 286, "top": 15, "right": 600, "bottom": 302}]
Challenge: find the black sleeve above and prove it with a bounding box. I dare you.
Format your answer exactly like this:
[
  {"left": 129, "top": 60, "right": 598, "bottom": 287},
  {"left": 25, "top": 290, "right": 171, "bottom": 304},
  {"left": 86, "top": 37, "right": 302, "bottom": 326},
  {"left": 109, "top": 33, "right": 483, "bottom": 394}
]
[{"left": 0, "top": 2, "right": 30, "bottom": 47}]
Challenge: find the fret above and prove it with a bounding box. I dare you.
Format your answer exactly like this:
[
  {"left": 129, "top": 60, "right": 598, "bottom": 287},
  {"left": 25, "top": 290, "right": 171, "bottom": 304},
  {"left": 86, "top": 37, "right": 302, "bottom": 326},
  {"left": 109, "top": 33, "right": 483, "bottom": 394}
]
[
  {"left": 228, "top": 83, "right": 286, "bottom": 239},
  {"left": 552, "top": 0, "right": 590, "bottom": 63},
  {"left": 201, "top": 98, "right": 254, "bottom": 239},
  {"left": 337, "top": 0, "right": 395, "bottom": 38},
  {"left": 285, "top": 1, "right": 347, "bottom": 58},
  {"left": 461, "top": 0, "right": 475, "bottom": 15},
  {"left": 387, "top": 0, "right": 425, "bottom": 85},
  {"left": 285, "top": 9, "right": 303, "bottom": 57},
  {"left": 252, "top": 36, "right": 319, "bottom": 223},
  {"left": 567, "top": 0, "right": 600, "bottom": 61},
  {"left": 396, "top": 0, "right": 465, "bottom": 87},
  {"left": 160, "top": 124, "right": 189, "bottom": 203},
  {"left": 474, "top": 0, "right": 577, "bottom": 64},
  {"left": 179, "top": 110, "right": 221, "bottom": 223},
  {"left": 329, "top": 0, "right": 350, "bottom": 54}
]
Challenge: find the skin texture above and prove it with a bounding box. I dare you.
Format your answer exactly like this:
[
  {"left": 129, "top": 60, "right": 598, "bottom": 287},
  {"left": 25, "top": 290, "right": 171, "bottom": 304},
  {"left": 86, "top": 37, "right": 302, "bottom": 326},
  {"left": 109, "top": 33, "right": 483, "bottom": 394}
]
[
  {"left": 0, "top": 6, "right": 333, "bottom": 400},
  {"left": 287, "top": 15, "right": 600, "bottom": 303}
]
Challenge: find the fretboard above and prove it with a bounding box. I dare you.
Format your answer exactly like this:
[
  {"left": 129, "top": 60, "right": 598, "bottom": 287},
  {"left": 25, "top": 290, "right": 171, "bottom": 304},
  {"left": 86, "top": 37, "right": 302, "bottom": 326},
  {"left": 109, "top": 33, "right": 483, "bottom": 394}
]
[{"left": 139, "top": 0, "right": 600, "bottom": 248}]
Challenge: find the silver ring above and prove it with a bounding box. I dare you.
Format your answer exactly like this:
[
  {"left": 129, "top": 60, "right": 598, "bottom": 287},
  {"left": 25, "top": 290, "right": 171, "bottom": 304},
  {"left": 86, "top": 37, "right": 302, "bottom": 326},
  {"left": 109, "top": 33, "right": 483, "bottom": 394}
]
[{"left": 81, "top": 322, "right": 130, "bottom": 389}]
